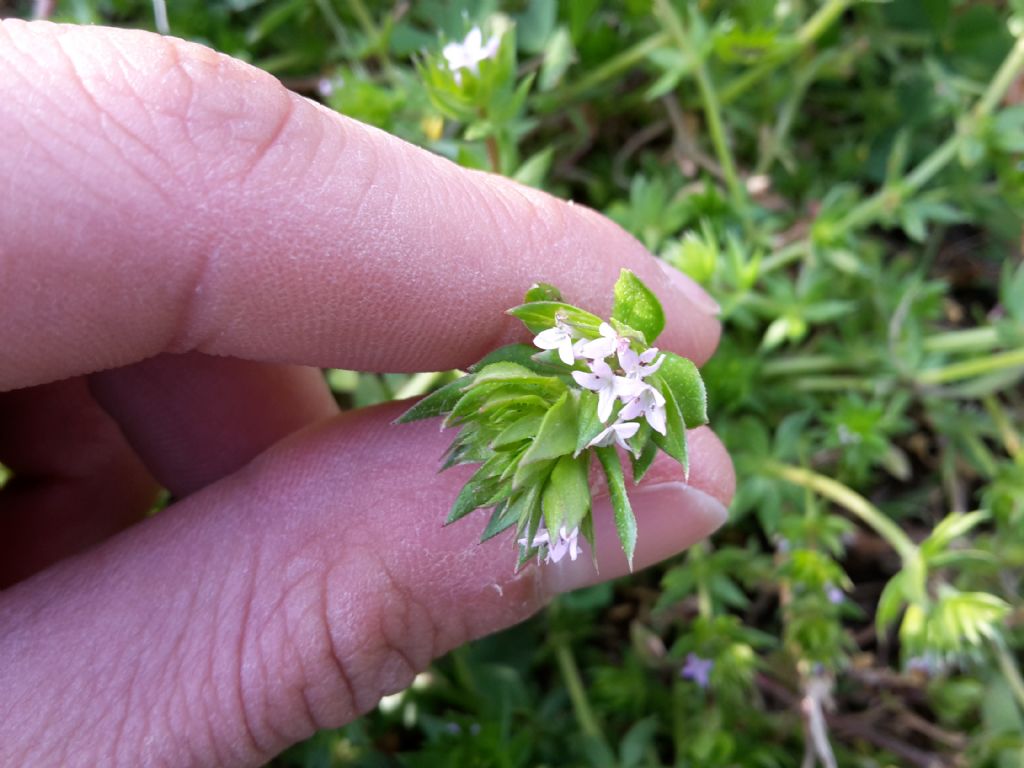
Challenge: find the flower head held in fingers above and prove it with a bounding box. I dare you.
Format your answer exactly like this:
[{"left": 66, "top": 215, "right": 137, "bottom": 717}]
[{"left": 397, "top": 269, "right": 709, "bottom": 568}]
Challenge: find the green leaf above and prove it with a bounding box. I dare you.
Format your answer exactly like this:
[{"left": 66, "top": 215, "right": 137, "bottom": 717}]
[
  {"left": 542, "top": 454, "right": 591, "bottom": 533},
  {"left": 611, "top": 269, "right": 665, "bottom": 344},
  {"left": 520, "top": 391, "right": 579, "bottom": 465},
  {"left": 446, "top": 470, "right": 501, "bottom": 524},
  {"left": 513, "top": 456, "right": 555, "bottom": 491},
  {"left": 477, "top": 393, "right": 551, "bottom": 417},
  {"left": 470, "top": 343, "right": 557, "bottom": 374},
  {"left": 655, "top": 353, "right": 708, "bottom": 427},
  {"left": 492, "top": 413, "right": 545, "bottom": 449},
  {"left": 524, "top": 282, "right": 563, "bottom": 303},
  {"left": 472, "top": 361, "right": 545, "bottom": 384},
  {"left": 506, "top": 301, "right": 603, "bottom": 336},
  {"left": 630, "top": 431, "right": 658, "bottom": 484},
  {"left": 876, "top": 572, "right": 908, "bottom": 637},
  {"left": 920, "top": 510, "right": 989, "bottom": 561},
  {"left": 651, "top": 385, "right": 688, "bottom": 474},
  {"left": 574, "top": 389, "right": 606, "bottom": 455},
  {"left": 482, "top": 484, "right": 540, "bottom": 542},
  {"left": 596, "top": 445, "right": 636, "bottom": 567},
  {"left": 446, "top": 378, "right": 565, "bottom": 425},
  {"left": 394, "top": 374, "right": 474, "bottom": 423}
]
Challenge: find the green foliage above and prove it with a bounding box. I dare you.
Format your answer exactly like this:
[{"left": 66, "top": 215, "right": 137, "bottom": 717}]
[
  {"left": 41, "top": 1, "right": 1024, "bottom": 765},
  {"left": 400, "top": 270, "right": 705, "bottom": 566}
]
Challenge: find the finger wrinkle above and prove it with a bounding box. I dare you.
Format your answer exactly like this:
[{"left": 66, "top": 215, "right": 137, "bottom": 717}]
[{"left": 49, "top": 29, "right": 176, "bottom": 207}]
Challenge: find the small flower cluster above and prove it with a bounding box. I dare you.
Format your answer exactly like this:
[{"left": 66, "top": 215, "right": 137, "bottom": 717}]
[
  {"left": 397, "top": 270, "right": 708, "bottom": 569},
  {"left": 519, "top": 524, "right": 581, "bottom": 565},
  {"left": 535, "top": 320, "right": 667, "bottom": 456}
]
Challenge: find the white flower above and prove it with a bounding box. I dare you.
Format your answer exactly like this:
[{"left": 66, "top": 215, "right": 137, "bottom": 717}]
[
  {"left": 572, "top": 359, "right": 641, "bottom": 423},
  {"left": 588, "top": 420, "right": 641, "bottom": 453},
  {"left": 620, "top": 346, "right": 665, "bottom": 379},
  {"left": 442, "top": 27, "right": 500, "bottom": 84},
  {"left": 619, "top": 384, "right": 668, "bottom": 435},
  {"left": 518, "top": 525, "right": 581, "bottom": 564},
  {"left": 579, "top": 322, "right": 631, "bottom": 363},
  {"left": 533, "top": 320, "right": 577, "bottom": 365},
  {"left": 547, "top": 526, "right": 581, "bottom": 563}
]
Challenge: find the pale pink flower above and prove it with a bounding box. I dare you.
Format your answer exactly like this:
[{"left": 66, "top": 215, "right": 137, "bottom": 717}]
[
  {"left": 533, "top": 321, "right": 577, "bottom": 365},
  {"left": 579, "top": 322, "right": 631, "bottom": 363},
  {"left": 619, "top": 384, "right": 667, "bottom": 435},
  {"left": 587, "top": 420, "right": 641, "bottom": 453},
  {"left": 573, "top": 359, "right": 641, "bottom": 422},
  {"left": 519, "top": 525, "right": 581, "bottom": 564},
  {"left": 620, "top": 346, "right": 665, "bottom": 379}
]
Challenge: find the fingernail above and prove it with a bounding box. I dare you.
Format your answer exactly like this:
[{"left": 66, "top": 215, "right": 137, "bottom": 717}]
[
  {"left": 542, "top": 483, "right": 728, "bottom": 595},
  {"left": 658, "top": 260, "right": 720, "bottom": 316}
]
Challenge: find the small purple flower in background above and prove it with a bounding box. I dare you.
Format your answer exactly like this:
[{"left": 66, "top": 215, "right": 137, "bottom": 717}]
[
  {"left": 680, "top": 652, "right": 714, "bottom": 689},
  {"left": 906, "top": 654, "right": 944, "bottom": 677},
  {"left": 316, "top": 76, "right": 336, "bottom": 98},
  {"left": 826, "top": 584, "right": 845, "bottom": 605},
  {"left": 442, "top": 27, "right": 500, "bottom": 84},
  {"left": 444, "top": 722, "right": 462, "bottom": 735}
]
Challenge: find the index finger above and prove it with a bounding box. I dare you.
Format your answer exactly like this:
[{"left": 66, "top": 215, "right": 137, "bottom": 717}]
[{"left": 0, "top": 21, "right": 720, "bottom": 392}]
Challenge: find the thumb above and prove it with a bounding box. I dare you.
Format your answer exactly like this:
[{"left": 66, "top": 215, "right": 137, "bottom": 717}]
[{"left": 0, "top": 403, "right": 732, "bottom": 766}]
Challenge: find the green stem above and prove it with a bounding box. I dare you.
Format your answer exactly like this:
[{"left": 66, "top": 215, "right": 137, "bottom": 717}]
[
  {"left": 922, "top": 326, "right": 1001, "bottom": 354},
  {"left": 761, "top": 240, "right": 809, "bottom": 274},
  {"left": 763, "top": 462, "right": 917, "bottom": 562},
  {"left": 538, "top": 31, "right": 671, "bottom": 109},
  {"left": 791, "top": 375, "right": 875, "bottom": 392},
  {"left": 691, "top": 542, "right": 713, "bottom": 618},
  {"left": 994, "top": 641, "right": 1024, "bottom": 716},
  {"left": 832, "top": 36, "right": 1024, "bottom": 238},
  {"left": 313, "top": 0, "right": 349, "bottom": 50},
  {"left": 982, "top": 395, "right": 1022, "bottom": 459},
  {"left": 345, "top": 0, "right": 379, "bottom": 46},
  {"left": 720, "top": 0, "right": 853, "bottom": 104},
  {"left": 761, "top": 354, "right": 848, "bottom": 377},
  {"left": 655, "top": 0, "right": 745, "bottom": 213},
  {"left": 553, "top": 634, "right": 606, "bottom": 746},
  {"left": 917, "top": 347, "right": 1024, "bottom": 385}
]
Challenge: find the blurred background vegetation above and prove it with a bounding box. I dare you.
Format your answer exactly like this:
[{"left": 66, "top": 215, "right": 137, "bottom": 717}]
[{"left": 8, "top": 0, "right": 1024, "bottom": 765}]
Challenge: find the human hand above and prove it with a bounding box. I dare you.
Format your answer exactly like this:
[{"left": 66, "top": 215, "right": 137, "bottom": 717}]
[{"left": 0, "top": 20, "right": 734, "bottom": 766}]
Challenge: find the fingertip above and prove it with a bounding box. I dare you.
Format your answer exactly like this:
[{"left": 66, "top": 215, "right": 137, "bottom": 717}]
[{"left": 541, "top": 482, "right": 727, "bottom": 595}]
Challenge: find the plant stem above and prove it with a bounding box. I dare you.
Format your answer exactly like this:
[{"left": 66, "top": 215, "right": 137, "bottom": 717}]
[
  {"left": 761, "top": 240, "right": 809, "bottom": 274},
  {"left": 983, "top": 395, "right": 1022, "bottom": 459},
  {"left": 553, "top": 633, "right": 607, "bottom": 746},
  {"left": 720, "top": 0, "right": 853, "bottom": 104},
  {"left": 762, "top": 354, "right": 848, "bottom": 377},
  {"left": 792, "top": 375, "right": 875, "bottom": 392},
  {"left": 832, "top": 36, "right": 1024, "bottom": 237},
  {"left": 922, "top": 326, "right": 1001, "bottom": 354},
  {"left": 538, "top": 31, "right": 671, "bottom": 109},
  {"left": 763, "top": 462, "right": 917, "bottom": 562},
  {"left": 994, "top": 641, "right": 1024, "bottom": 716},
  {"left": 314, "top": 0, "right": 350, "bottom": 50},
  {"left": 345, "top": 0, "right": 379, "bottom": 48},
  {"left": 655, "top": 0, "right": 746, "bottom": 214},
  {"left": 917, "top": 347, "right": 1024, "bottom": 384}
]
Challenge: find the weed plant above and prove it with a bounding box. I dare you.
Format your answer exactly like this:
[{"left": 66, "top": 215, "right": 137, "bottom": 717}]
[{"left": 14, "top": 1, "right": 1024, "bottom": 765}]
